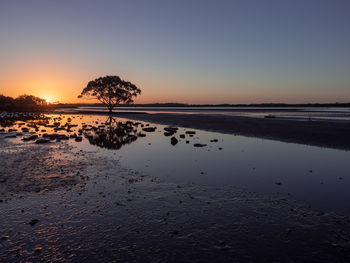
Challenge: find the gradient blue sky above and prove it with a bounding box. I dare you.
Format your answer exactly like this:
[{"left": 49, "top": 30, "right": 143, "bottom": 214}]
[{"left": 1, "top": 0, "right": 349, "bottom": 103}]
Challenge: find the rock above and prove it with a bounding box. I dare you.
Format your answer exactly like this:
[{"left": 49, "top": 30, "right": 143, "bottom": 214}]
[
  {"left": 138, "top": 133, "right": 146, "bottom": 137},
  {"left": 171, "top": 137, "right": 178, "bottom": 146},
  {"left": 35, "top": 139, "right": 51, "bottom": 144},
  {"left": 186, "top": 140, "right": 190, "bottom": 144},
  {"left": 218, "top": 147, "right": 223, "bottom": 150},
  {"left": 194, "top": 143, "right": 206, "bottom": 147},
  {"left": 22, "top": 135, "right": 38, "bottom": 141},
  {"left": 164, "top": 127, "right": 178, "bottom": 133},
  {"left": 185, "top": 131, "right": 196, "bottom": 135},
  {"left": 142, "top": 127, "right": 156, "bottom": 132},
  {"left": 75, "top": 137, "right": 83, "bottom": 142},
  {"left": 5, "top": 135, "right": 17, "bottom": 138},
  {"left": 179, "top": 134, "right": 185, "bottom": 139},
  {"left": 28, "top": 219, "right": 39, "bottom": 226},
  {"left": 210, "top": 139, "right": 218, "bottom": 142},
  {"left": 164, "top": 132, "right": 174, "bottom": 136},
  {"left": 171, "top": 230, "right": 179, "bottom": 235},
  {"left": 1, "top": 235, "right": 9, "bottom": 240}
]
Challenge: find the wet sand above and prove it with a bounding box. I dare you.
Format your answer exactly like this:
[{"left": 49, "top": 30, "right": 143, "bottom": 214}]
[
  {"left": 118, "top": 113, "right": 350, "bottom": 150},
  {"left": 1, "top": 113, "right": 350, "bottom": 262}
]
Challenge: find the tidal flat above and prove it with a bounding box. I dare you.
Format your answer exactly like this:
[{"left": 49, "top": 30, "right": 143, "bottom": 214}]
[{"left": 1, "top": 113, "right": 350, "bottom": 262}]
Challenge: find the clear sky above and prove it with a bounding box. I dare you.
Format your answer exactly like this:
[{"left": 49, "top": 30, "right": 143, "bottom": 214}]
[{"left": 0, "top": 0, "right": 349, "bottom": 104}]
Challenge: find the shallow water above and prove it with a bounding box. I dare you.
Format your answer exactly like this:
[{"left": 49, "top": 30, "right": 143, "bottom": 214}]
[
  {"left": 71, "top": 106, "right": 350, "bottom": 122},
  {"left": 1, "top": 113, "right": 350, "bottom": 215}
]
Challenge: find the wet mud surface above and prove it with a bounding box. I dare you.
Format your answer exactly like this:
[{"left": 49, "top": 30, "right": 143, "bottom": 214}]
[{"left": 1, "top": 113, "right": 350, "bottom": 262}]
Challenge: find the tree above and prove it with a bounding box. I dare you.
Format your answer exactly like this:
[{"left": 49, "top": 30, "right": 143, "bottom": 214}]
[{"left": 78, "top": 75, "right": 141, "bottom": 113}]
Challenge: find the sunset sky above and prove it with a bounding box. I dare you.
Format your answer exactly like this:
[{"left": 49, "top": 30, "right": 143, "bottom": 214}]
[{"left": 0, "top": 0, "right": 349, "bottom": 104}]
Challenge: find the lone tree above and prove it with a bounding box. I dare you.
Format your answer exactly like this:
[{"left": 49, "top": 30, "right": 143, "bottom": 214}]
[{"left": 78, "top": 75, "right": 141, "bottom": 113}]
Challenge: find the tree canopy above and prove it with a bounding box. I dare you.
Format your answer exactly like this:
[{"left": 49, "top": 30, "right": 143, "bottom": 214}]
[{"left": 78, "top": 75, "right": 141, "bottom": 113}]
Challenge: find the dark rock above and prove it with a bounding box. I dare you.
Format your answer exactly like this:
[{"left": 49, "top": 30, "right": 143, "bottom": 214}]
[
  {"left": 142, "top": 127, "right": 156, "bottom": 132},
  {"left": 28, "top": 219, "right": 39, "bottom": 226},
  {"left": 35, "top": 139, "right": 51, "bottom": 144},
  {"left": 171, "top": 137, "right": 178, "bottom": 146},
  {"left": 22, "top": 135, "right": 38, "bottom": 141},
  {"left": 194, "top": 143, "right": 206, "bottom": 147},
  {"left": 210, "top": 139, "right": 218, "bottom": 142},
  {"left": 75, "top": 137, "right": 83, "bottom": 142},
  {"left": 138, "top": 133, "right": 146, "bottom": 137},
  {"left": 185, "top": 131, "right": 196, "bottom": 135},
  {"left": 164, "top": 132, "right": 174, "bottom": 136},
  {"left": 179, "top": 134, "right": 185, "bottom": 139},
  {"left": 164, "top": 127, "right": 178, "bottom": 133},
  {"left": 186, "top": 140, "right": 190, "bottom": 144}
]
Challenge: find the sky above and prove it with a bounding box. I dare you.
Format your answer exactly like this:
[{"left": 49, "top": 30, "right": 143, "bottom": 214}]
[{"left": 0, "top": 0, "right": 349, "bottom": 104}]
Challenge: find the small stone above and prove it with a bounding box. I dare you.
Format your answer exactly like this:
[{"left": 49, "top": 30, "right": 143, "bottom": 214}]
[
  {"left": 171, "top": 137, "right": 178, "bottom": 146},
  {"left": 194, "top": 143, "right": 206, "bottom": 147},
  {"left": 28, "top": 219, "right": 39, "bottom": 226}
]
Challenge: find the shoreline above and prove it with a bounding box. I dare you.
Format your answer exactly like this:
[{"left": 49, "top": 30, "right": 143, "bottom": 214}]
[{"left": 58, "top": 110, "right": 350, "bottom": 151}]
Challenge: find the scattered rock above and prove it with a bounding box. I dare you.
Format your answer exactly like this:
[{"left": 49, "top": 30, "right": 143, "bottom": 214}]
[
  {"left": 194, "top": 143, "right": 206, "bottom": 147},
  {"left": 75, "top": 137, "right": 83, "bottom": 142},
  {"left": 179, "top": 134, "right": 185, "bottom": 139},
  {"left": 28, "top": 219, "right": 39, "bottom": 226},
  {"left": 35, "top": 139, "right": 51, "bottom": 144},
  {"left": 22, "top": 135, "right": 38, "bottom": 141},
  {"left": 171, "top": 137, "right": 178, "bottom": 146},
  {"left": 185, "top": 131, "right": 196, "bottom": 135},
  {"left": 142, "top": 127, "right": 156, "bottom": 132},
  {"left": 164, "top": 127, "right": 178, "bottom": 133}
]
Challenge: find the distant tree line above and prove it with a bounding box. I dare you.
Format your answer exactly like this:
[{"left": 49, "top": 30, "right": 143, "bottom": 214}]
[{"left": 0, "top": 94, "right": 51, "bottom": 112}]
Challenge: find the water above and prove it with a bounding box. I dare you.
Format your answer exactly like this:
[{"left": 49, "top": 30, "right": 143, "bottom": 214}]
[
  {"left": 36, "top": 114, "right": 349, "bottom": 215},
  {"left": 1, "top": 114, "right": 350, "bottom": 215},
  {"left": 68, "top": 106, "right": 350, "bottom": 122}
]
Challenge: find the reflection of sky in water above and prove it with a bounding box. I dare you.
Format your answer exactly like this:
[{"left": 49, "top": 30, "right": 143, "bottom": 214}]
[
  {"left": 1, "top": 114, "right": 350, "bottom": 214},
  {"left": 72, "top": 107, "right": 350, "bottom": 122},
  {"left": 64, "top": 115, "right": 350, "bottom": 215}
]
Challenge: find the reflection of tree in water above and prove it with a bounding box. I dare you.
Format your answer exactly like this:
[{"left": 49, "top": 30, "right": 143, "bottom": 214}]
[{"left": 84, "top": 117, "right": 139, "bottom": 150}]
